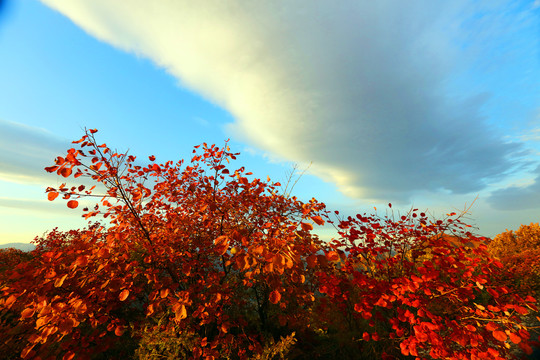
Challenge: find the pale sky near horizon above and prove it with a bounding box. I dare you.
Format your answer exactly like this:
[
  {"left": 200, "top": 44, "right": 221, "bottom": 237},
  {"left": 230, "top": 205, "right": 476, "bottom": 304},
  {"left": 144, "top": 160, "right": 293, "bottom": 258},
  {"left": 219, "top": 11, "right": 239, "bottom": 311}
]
[{"left": 0, "top": 0, "right": 539, "bottom": 245}]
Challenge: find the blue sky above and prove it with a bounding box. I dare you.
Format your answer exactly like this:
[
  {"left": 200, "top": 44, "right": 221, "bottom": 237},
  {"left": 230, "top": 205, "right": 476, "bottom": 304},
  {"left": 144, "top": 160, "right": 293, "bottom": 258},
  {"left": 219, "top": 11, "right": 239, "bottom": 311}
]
[{"left": 0, "top": 0, "right": 539, "bottom": 244}]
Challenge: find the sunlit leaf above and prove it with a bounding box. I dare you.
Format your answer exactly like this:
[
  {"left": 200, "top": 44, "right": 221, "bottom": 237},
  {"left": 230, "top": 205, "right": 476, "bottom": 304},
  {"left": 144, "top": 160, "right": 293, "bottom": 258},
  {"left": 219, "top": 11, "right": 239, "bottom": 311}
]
[
  {"left": 54, "top": 274, "right": 68, "bottom": 288},
  {"left": 119, "top": 289, "right": 129, "bottom": 301}
]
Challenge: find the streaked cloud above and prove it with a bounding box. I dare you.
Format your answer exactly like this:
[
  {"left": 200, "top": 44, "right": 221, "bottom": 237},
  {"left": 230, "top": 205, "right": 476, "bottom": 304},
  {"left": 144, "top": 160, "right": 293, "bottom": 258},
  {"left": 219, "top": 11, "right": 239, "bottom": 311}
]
[
  {"left": 0, "top": 196, "right": 72, "bottom": 214},
  {"left": 40, "top": 0, "right": 538, "bottom": 203},
  {"left": 488, "top": 166, "right": 540, "bottom": 210},
  {"left": 0, "top": 118, "right": 69, "bottom": 184}
]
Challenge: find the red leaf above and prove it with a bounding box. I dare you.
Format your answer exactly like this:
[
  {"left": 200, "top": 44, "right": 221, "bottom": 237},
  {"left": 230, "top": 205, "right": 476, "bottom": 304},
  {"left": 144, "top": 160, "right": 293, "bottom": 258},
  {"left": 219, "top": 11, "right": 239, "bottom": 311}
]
[
  {"left": 269, "top": 290, "right": 281, "bottom": 304},
  {"left": 47, "top": 192, "right": 59, "bottom": 201},
  {"left": 67, "top": 200, "right": 79, "bottom": 209},
  {"left": 89, "top": 129, "right": 98, "bottom": 134},
  {"left": 492, "top": 330, "right": 507, "bottom": 342},
  {"left": 239, "top": 177, "right": 249, "bottom": 185},
  {"left": 59, "top": 167, "right": 72, "bottom": 177},
  {"left": 514, "top": 305, "right": 528, "bottom": 315},
  {"left": 149, "top": 155, "right": 156, "bottom": 161},
  {"left": 306, "top": 254, "right": 317, "bottom": 268},
  {"left": 520, "top": 342, "right": 533, "bottom": 355},
  {"left": 44, "top": 165, "right": 59, "bottom": 172},
  {"left": 115, "top": 325, "right": 125, "bottom": 336},
  {"left": 119, "top": 289, "right": 129, "bottom": 301},
  {"left": 400, "top": 341, "right": 409, "bottom": 356}
]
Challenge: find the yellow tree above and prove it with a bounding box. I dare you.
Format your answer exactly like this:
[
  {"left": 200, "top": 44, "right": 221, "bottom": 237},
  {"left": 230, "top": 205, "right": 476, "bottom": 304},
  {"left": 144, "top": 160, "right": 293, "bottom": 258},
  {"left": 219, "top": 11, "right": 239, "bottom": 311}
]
[{"left": 488, "top": 223, "right": 540, "bottom": 258}]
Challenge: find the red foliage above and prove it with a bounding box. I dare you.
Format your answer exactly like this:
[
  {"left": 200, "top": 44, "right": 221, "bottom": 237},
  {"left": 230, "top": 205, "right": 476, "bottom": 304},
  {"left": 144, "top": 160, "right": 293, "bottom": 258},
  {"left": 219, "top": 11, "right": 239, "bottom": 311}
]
[
  {"left": 311, "top": 209, "right": 538, "bottom": 358},
  {"left": 0, "top": 129, "right": 537, "bottom": 359}
]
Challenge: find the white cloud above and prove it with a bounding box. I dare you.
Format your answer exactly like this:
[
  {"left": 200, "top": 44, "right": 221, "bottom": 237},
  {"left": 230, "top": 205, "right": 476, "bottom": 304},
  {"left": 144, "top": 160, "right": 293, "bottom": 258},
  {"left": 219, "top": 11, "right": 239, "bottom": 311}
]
[{"left": 40, "top": 0, "right": 538, "bottom": 203}]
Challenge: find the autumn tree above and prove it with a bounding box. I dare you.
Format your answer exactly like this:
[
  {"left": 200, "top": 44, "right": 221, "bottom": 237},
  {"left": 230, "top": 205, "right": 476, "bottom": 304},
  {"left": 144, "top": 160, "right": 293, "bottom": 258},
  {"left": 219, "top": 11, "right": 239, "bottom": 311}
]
[
  {"left": 488, "top": 223, "right": 540, "bottom": 296},
  {"left": 0, "top": 130, "right": 328, "bottom": 359},
  {"left": 488, "top": 223, "right": 540, "bottom": 259}
]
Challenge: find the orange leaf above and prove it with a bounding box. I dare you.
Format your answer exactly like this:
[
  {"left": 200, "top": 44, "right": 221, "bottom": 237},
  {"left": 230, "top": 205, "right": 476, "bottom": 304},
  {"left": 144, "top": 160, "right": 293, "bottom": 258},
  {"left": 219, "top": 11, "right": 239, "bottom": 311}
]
[
  {"left": 509, "top": 333, "right": 521, "bottom": 344},
  {"left": 493, "top": 330, "right": 507, "bottom": 342},
  {"left": 47, "top": 192, "right": 59, "bottom": 201},
  {"left": 214, "top": 236, "right": 230, "bottom": 255},
  {"left": 119, "top": 289, "right": 129, "bottom": 301},
  {"left": 300, "top": 222, "right": 313, "bottom": 231},
  {"left": 4, "top": 294, "right": 17, "bottom": 307},
  {"left": 326, "top": 251, "right": 339, "bottom": 262},
  {"left": 21, "top": 308, "right": 35, "bottom": 319},
  {"left": 311, "top": 215, "right": 325, "bottom": 226},
  {"left": 63, "top": 351, "right": 75, "bottom": 360},
  {"left": 67, "top": 200, "right": 79, "bottom": 209},
  {"left": 21, "top": 345, "right": 36, "bottom": 359},
  {"left": 269, "top": 290, "right": 281, "bottom": 304},
  {"left": 74, "top": 256, "right": 87, "bottom": 267},
  {"left": 160, "top": 288, "right": 170, "bottom": 299},
  {"left": 175, "top": 304, "right": 187, "bottom": 321}
]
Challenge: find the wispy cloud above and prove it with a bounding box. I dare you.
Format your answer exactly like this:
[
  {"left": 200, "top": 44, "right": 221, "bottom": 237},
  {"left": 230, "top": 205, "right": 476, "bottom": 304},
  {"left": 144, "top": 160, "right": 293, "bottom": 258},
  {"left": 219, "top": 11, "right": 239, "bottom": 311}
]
[
  {"left": 488, "top": 166, "right": 540, "bottom": 210},
  {"left": 41, "top": 0, "right": 538, "bottom": 203},
  {"left": 0, "top": 196, "right": 73, "bottom": 214},
  {"left": 0, "top": 119, "right": 70, "bottom": 184}
]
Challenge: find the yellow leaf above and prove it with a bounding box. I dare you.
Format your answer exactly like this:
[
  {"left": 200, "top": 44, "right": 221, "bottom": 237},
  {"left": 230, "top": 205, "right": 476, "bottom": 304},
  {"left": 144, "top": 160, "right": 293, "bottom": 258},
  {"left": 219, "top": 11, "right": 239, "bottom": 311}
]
[{"left": 54, "top": 274, "right": 68, "bottom": 288}]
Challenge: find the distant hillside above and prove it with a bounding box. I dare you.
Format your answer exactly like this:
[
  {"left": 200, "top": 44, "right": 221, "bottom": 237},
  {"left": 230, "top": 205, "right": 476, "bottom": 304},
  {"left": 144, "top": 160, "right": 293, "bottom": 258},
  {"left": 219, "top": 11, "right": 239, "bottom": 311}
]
[{"left": 0, "top": 243, "right": 36, "bottom": 252}]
